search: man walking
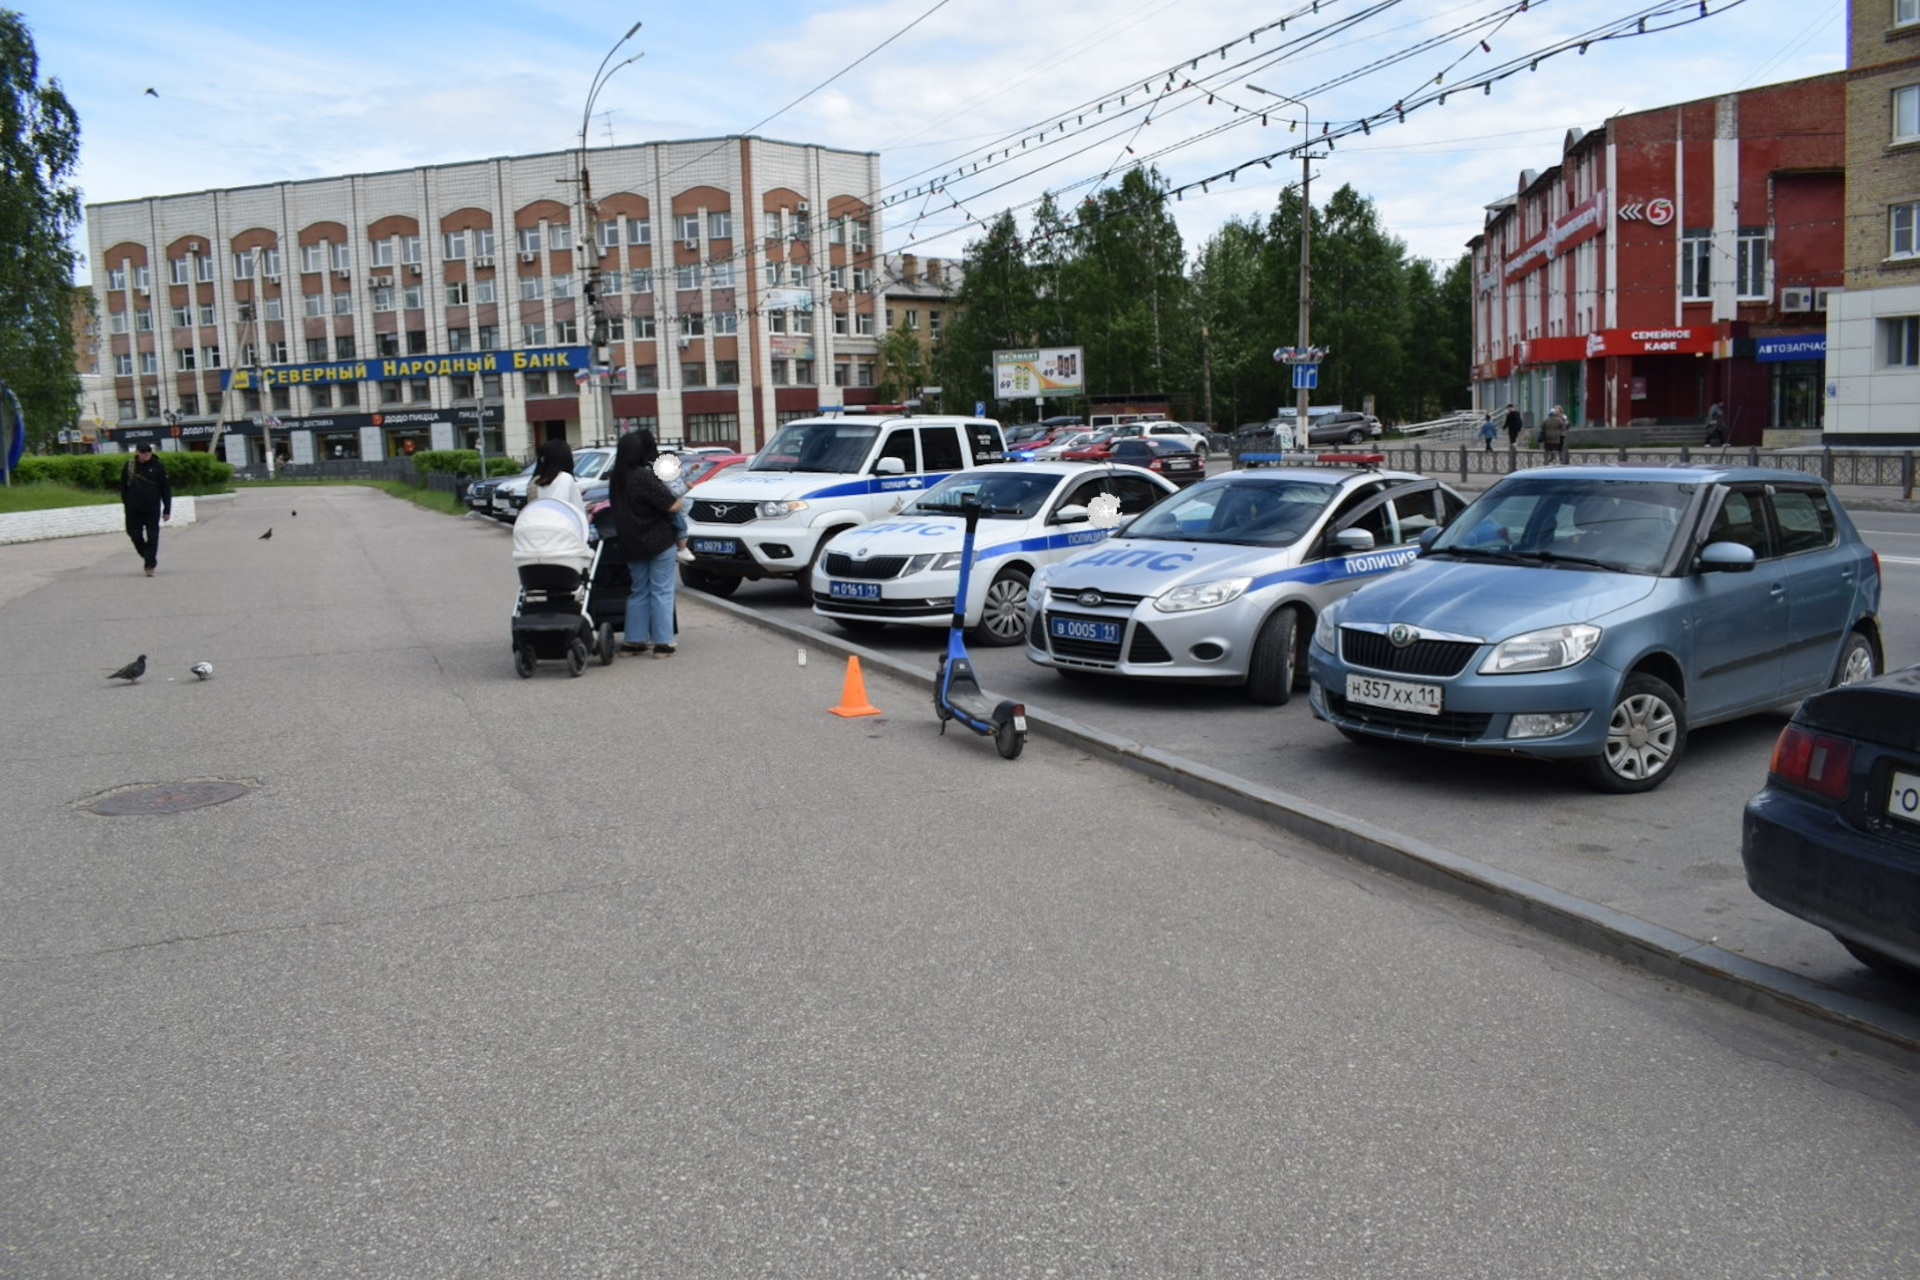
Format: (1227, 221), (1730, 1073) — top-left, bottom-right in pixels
(120, 443), (173, 577)
(1502, 403), (1523, 448)
(1540, 405), (1570, 464)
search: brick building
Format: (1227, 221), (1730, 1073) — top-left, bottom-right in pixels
(85, 137), (888, 464)
(1824, 0), (1920, 443)
(1469, 72), (1846, 443)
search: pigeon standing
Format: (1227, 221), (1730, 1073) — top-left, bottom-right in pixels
(291, 510), (297, 517)
(110, 655), (148, 683)
(259, 528), (273, 540)
(190, 662), (213, 681)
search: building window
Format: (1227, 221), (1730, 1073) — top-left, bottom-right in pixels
(403, 286), (423, 311)
(708, 211), (732, 240)
(686, 412), (738, 444)
(1893, 201), (1920, 259)
(852, 268), (873, 291)
(306, 337), (328, 361)
(368, 239), (393, 267)
(300, 245), (323, 273)
(114, 353), (133, 376)
(1735, 230), (1768, 299)
(855, 311), (875, 336)
(629, 270), (653, 295)
(1895, 86), (1920, 145)
(335, 335), (355, 359)
(407, 329), (427, 355)
(478, 325), (498, 349)
(548, 224), (573, 252)
(906, 308), (920, 330)
(634, 315), (656, 339)
(267, 340), (288, 363)
(634, 364), (658, 388)
(474, 229), (495, 258)
(381, 381), (402, 404)
(677, 213), (700, 243)
(1680, 231), (1711, 299)
(682, 361), (707, 387)
(834, 361), (850, 387)
(169, 257), (190, 285)
(311, 385), (332, 409)
(270, 385), (291, 411)
(715, 359), (740, 384)
(930, 310), (942, 337)
(400, 235), (422, 265)
(607, 316), (626, 342)
(339, 383), (359, 407)
(518, 228), (542, 254)
(171, 304), (191, 327)
(599, 272), (624, 297)
(409, 379), (431, 403)
(109, 309), (128, 333)
(855, 360), (875, 387)
(1886, 316), (1920, 366)
(448, 326), (470, 351)
(830, 266), (847, 291)
(770, 359), (789, 386)
(1902, 0), (1919, 26)
(199, 303), (216, 326)
(233, 251), (255, 279)
(829, 218), (846, 246)
(795, 359), (814, 384)
(598, 220), (621, 250)
(555, 319), (578, 344)
(139, 351), (158, 375)
(677, 263), (702, 291)
(851, 220), (871, 251)
(884, 307), (894, 329)
(520, 277), (544, 301)
(682, 314), (705, 338)
(118, 398), (136, 420)
(710, 261), (734, 289)
(333, 293), (352, 315)
(481, 374), (501, 397)
(447, 281), (469, 307)
(203, 345), (222, 368)
(553, 274), (575, 299)
(373, 286), (395, 312)
(135, 309), (154, 332)
(627, 217), (651, 246)
(451, 374), (474, 399)
(475, 279), (496, 304)
(444, 231), (467, 260)
(524, 323), (548, 346)
(377, 333), (400, 357)
(713, 311), (737, 335)
(304, 293), (324, 318)
(178, 393), (199, 416)
(770, 310), (788, 335)
(261, 297), (283, 322)
(108, 267), (128, 290)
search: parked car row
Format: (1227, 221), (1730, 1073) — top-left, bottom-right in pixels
(467, 447), (743, 522)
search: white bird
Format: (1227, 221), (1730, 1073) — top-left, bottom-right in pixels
(190, 662), (213, 680)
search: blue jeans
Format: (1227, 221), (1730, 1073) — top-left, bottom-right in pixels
(625, 545), (678, 645)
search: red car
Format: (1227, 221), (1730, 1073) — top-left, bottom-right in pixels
(1058, 431), (1120, 461)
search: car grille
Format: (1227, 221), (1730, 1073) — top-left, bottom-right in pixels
(1326, 693), (1493, 739)
(1340, 629), (1479, 677)
(823, 552), (909, 580)
(1045, 611), (1122, 663)
(1044, 586), (1149, 609)
(691, 498), (757, 524)
(1128, 625), (1173, 664)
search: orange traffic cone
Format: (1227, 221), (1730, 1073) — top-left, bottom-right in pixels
(829, 655), (882, 717)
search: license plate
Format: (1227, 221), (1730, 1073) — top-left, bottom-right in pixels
(1888, 770), (1920, 826)
(1051, 616), (1121, 645)
(829, 580), (882, 600)
(691, 538), (740, 556)
(1168, 459), (1195, 469)
(1346, 673), (1443, 715)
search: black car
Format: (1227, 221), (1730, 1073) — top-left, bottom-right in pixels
(1108, 437), (1205, 487)
(1307, 412), (1383, 446)
(1742, 663), (1920, 981)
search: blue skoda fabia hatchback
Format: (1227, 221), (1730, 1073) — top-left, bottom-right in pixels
(1308, 466), (1884, 792)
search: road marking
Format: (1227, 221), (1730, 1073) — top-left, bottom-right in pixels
(1881, 555), (1920, 566)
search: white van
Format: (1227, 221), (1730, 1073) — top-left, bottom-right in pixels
(680, 414), (1007, 595)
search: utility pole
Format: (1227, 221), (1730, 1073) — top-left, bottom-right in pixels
(1251, 86), (1325, 451)
(576, 24), (644, 449)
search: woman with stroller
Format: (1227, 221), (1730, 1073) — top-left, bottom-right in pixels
(608, 428), (686, 658)
(526, 438), (587, 518)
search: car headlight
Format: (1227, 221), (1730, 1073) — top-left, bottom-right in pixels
(902, 551), (965, 575)
(1313, 605), (1339, 653)
(1479, 623), (1602, 674)
(1153, 577), (1252, 613)
(756, 499), (808, 518)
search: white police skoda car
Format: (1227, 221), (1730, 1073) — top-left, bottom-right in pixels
(1025, 466), (1465, 703)
(811, 462), (1176, 645)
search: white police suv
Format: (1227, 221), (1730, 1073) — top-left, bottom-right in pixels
(810, 462), (1177, 645)
(1025, 466), (1465, 703)
(681, 414), (1005, 596)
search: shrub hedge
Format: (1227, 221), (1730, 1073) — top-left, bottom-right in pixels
(15, 451), (234, 491)
(410, 450), (526, 478)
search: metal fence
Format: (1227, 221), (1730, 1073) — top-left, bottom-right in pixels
(1366, 443), (1918, 497)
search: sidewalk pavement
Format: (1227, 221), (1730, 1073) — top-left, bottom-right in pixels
(4, 489), (1918, 1275)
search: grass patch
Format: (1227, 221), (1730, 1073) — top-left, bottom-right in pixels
(0, 481), (122, 514)
(232, 476), (471, 516)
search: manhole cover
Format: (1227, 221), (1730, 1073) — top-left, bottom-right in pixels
(85, 780), (255, 816)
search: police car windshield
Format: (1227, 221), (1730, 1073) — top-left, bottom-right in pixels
(751, 421), (880, 473)
(907, 470), (1057, 519)
(1123, 478), (1339, 546)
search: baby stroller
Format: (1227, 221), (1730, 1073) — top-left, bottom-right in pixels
(511, 498), (616, 676)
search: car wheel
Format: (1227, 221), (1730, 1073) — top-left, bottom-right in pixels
(1831, 631), (1878, 688)
(975, 568), (1031, 647)
(681, 566), (739, 597)
(1246, 606), (1301, 705)
(1835, 935), (1920, 983)
(832, 618), (887, 636)
(1344, 428), (1366, 445)
(1583, 673), (1687, 793)
(797, 534), (847, 599)
(513, 643), (536, 679)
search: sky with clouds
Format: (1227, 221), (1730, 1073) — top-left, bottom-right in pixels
(31, 0), (1845, 284)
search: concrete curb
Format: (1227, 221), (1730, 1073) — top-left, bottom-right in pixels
(691, 587), (1920, 1072)
(0, 496), (200, 545)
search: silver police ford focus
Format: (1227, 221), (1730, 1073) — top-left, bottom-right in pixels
(1025, 466), (1466, 703)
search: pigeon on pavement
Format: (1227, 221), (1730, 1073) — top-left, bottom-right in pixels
(190, 662), (213, 680)
(259, 528), (273, 540)
(291, 510), (297, 517)
(110, 655), (148, 683)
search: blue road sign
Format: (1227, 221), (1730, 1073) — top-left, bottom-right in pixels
(1292, 364), (1319, 391)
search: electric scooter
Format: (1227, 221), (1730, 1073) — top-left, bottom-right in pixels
(930, 494), (1028, 760)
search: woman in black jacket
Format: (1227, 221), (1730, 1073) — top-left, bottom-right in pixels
(608, 429), (686, 656)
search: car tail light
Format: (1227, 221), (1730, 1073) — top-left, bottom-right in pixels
(1769, 724), (1854, 800)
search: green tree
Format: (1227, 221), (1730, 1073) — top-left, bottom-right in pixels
(876, 323), (926, 403)
(0, 11), (82, 451)
(931, 212), (1037, 416)
(1191, 217), (1275, 429)
(1062, 168), (1189, 398)
(1304, 185), (1407, 419)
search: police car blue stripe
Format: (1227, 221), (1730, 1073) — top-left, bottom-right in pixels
(801, 472), (954, 501)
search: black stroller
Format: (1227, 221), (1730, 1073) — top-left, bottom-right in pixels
(511, 498), (616, 676)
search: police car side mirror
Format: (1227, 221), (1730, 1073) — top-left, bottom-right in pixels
(1053, 504), (1090, 524)
(873, 457), (906, 475)
(1697, 541), (1757, 573)
(1418, 526), (1443, 552)
(1333, 527), (1376, 553)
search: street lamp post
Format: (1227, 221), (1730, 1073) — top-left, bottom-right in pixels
(1250, 86), (1321, 452)
(576, 23), (644, 450)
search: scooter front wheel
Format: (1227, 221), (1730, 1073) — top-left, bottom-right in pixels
(994, 718), (1025, 760)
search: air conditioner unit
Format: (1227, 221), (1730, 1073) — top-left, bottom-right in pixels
(407, 264), (421, 276)
(373, 274), (394, 288)
(678, 334), (691, 349)
(796, 201), (809, 213)
(335, 269), (350, 280)
(473, 255), (493, 268)
(520, 251), (537, 263)
(1815, 287), (1842, 311)
(1780, 287), (1812, 313)
(264, 273), (280, 282)
(684, 238), (699, 251)
(136, 286), (150, 296)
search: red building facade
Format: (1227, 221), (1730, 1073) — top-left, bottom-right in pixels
(1470, 73), (1845, 442)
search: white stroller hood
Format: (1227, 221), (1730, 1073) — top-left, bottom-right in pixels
(512, 497), (592, 572)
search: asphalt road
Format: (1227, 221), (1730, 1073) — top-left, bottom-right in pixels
(707, 507), (1920, 1023)
(3, 489), (1917, 1277)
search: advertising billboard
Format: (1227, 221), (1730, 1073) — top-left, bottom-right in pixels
(993, 347), (1084, 399)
